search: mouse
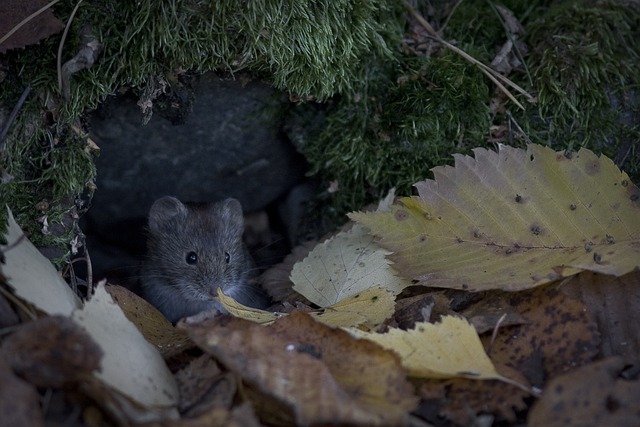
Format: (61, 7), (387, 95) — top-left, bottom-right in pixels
(139, 196), (270, 323)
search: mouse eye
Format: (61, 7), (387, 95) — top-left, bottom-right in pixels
(224, 251), (230, 264)
(186, 251), (198, 265)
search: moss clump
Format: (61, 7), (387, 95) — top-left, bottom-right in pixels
(291, 51), (493, 217)
(0, 0), (404, 263)
(524, 0), (640, 168)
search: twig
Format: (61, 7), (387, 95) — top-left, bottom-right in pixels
(0, 0), (61, 46)
(0, 86), (31, 149)
(403, 0), (535, 110)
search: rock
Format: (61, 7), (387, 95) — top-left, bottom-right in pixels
(83, 74), (308, 278)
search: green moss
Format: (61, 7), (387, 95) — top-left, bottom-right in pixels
(524, 0), (640, 160)
(0, 0), (404, 263)
(292, 51), (493, 217)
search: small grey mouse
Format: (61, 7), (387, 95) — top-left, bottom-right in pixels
(139, 196), (270, 323)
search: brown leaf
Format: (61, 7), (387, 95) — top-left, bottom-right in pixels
(560, 270), (640, 361)
(1, 315), (102, 388)
(0, 0), (64, 53)
(528, 357), (640, 427)
(484, 284), (600, 385)
(260, 241), (316, 305)
(419, 363), (530, 425)
(106, 284), (193, 359)
(461, 292), (527, 334)
(0, 353), (44, 427)
(174, 355), (236, 417)
(180, 311), (417, 426)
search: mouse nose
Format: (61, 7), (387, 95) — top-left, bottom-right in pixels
(207, 284), (221, 298)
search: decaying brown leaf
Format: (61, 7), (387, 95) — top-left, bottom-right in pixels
(461, 292), (527, 334)
(528, 357), (640, 427)
(0, 0), (64, 53)
(484, 284), (600, 384)
(106, 284), (193, 359)
(0, 353), (44, 427)
(1, 315), (102, 388)
(180, 311), (417, 427)
(419, 364), (530, 425)
(174, 355), (234, 417)
(560, 270), (640, 360)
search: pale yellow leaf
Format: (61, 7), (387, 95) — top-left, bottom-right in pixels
(219, 286), (395, 329)
(72, 282), (179, 408)
(348, 315), (503, 380)
(309, 286), (395, 328)
(350, 144), (640, 291)
(1, 207), (81, 315)
(291, 223), (411, 307)
(219, 290), (283, 324)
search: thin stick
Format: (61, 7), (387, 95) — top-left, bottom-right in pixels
(0, 0), (61, 46)
(0, 86), (31, 148)
(57, 0), (85, 94)
(403, 0), (535, 109)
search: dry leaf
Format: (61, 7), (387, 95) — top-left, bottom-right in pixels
(461, 292), (527, 334)
(0, 353), (44, 427)
(560, 270), (640, 360)
(106, 284), (192, 359)
(349, 315), (520, 385)
(1, 208), (81, 315)
(219, 286), (395, 329)
(351, 144), (640, 291)
(309, 286), (395, 329)
(419, 364), (530, 425)
(1, 315), (101, 388)
(291, 222), (411, 307)
(529, 357), (640, 427)
(72, 283), (179, 408)
(0, 0), (64, 53)
(485, 284), (600, 383)
(180, 311), (417, 426)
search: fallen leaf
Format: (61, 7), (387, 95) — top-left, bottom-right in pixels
(528, 357), (640, 427)
(1, 315), (101, 388)
(180, 311), (417, 426)
(1, 208), (81, 315)
(351, 144), (640, 291)
(461, 292), (527, 334)
(349, 315), (520, 385)
(72, 282), (179, 408)
(0, 353), (44, 427)
(0, 0), (64, 53)
(291, 222), (411, 307)
(106, 284), (192, 359)
(220, 286), (395, 329)
(485, 284), (600, 383)
(174, 355), (235, 417)
(419, 364), (530, 425)
(560, 270), (640, 360)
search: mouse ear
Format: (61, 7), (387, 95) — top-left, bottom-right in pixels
(217, 198), (244, 232)
(149, 196), (188, 232)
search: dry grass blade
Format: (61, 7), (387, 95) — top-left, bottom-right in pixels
(403, 0), (535, 109)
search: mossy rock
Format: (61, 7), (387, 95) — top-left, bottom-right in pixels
(1, 0), (638, 267)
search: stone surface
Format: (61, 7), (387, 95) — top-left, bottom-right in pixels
(83, 74), (308, 278)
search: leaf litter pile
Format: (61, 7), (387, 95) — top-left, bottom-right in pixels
(2, 144), (639, 427)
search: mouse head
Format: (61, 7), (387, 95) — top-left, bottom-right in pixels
(146, 196), (250, 301)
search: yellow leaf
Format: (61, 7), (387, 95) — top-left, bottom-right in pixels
(349, 316), (503, 380)
(219, 286), (395, 329)
(350, 144), (640, 291)
(291, 223), (411, 307)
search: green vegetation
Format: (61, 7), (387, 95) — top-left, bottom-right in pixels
(1, 0), (638, 262)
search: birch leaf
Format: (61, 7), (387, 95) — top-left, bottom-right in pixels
(1, 208), (81, 315)
(349, 315), (514, 383)
(350, 144), (640, 291)
(219, 286), (395, 329)
(291, 223), (411, 307)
